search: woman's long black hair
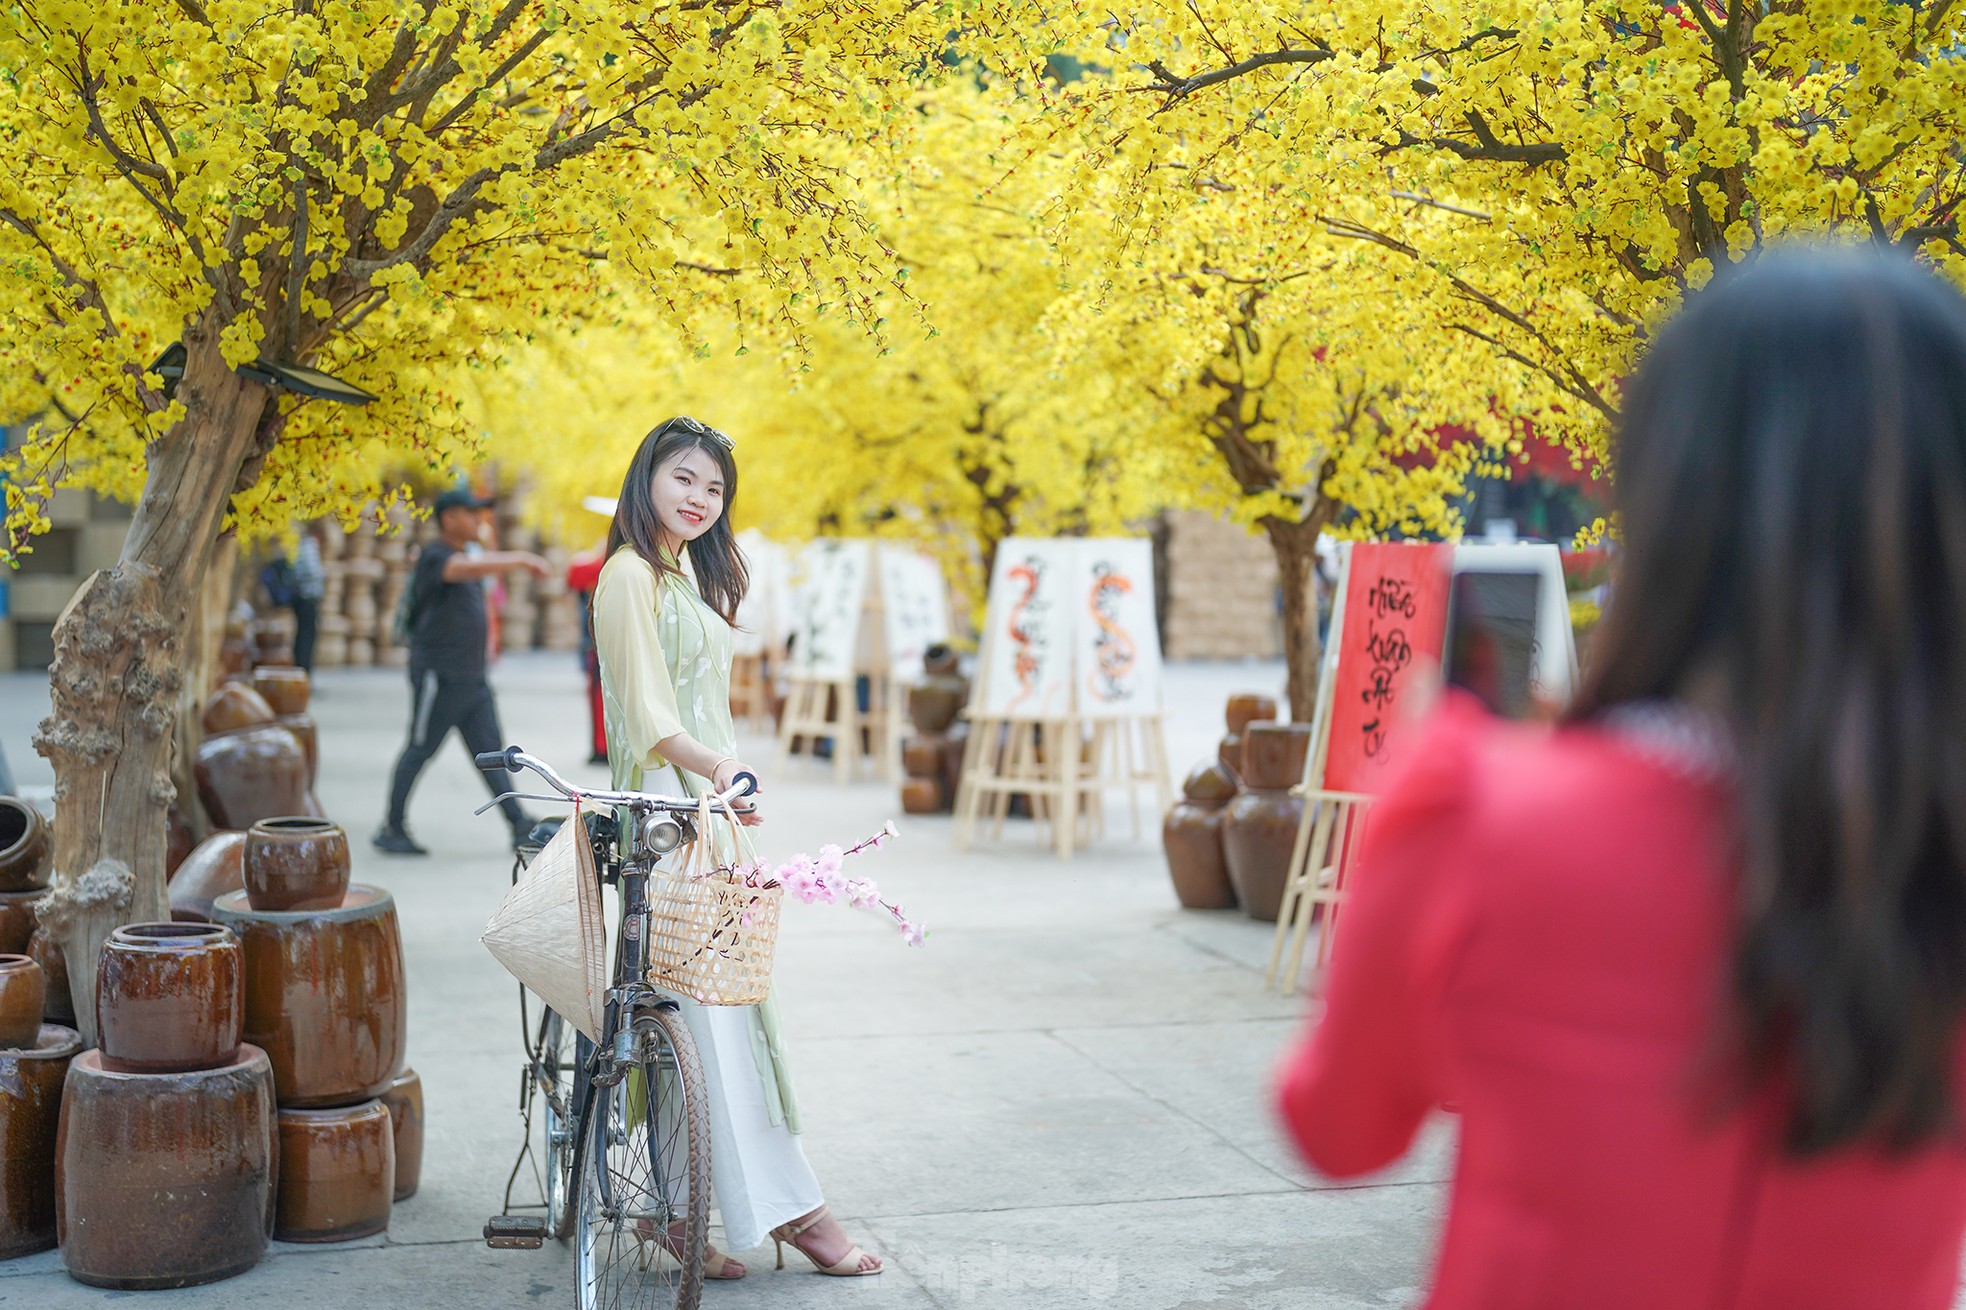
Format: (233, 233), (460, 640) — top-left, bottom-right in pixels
(1571, 250), (1966, 1153)
(606, 418), (749, 624)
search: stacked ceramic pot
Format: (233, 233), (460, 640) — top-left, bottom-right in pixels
(58, 923), (276, 1288)
(1218, 693), (1279, 781)
(1, 954), (79, 1264)
(194, 683), (320, 830)
(212, 819), (414, 1241)
(899, 646), (969, 815)
(252, 667), (318, 788)
(1161, 763), (1241, 910)
(1222, 723), (1315, 923)
(0, 798), (63, 1025)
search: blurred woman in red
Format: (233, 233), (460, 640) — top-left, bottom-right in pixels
(1277, 250), (1966, 1309)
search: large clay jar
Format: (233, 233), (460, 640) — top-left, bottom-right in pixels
(0, 798), (49, 893)
(95, 923), (243, 1074)
(26, 927), (72, 1025)
(213, 885), (407, 1107)
(906, 651), (968, 736)
(251, 618), (295, 668)
(0, 1023), (80, 1259)
(252, 666), (311, 716)
(194, 724), (310, 831)
(57, 1046), (276, 1288)
(1218, 693), (1280, 781)
(166, 803), (197, 880)
(274, 1101), (396, 1241)
(1162, 763), (1240, 910)
(0, 890), (35, 955)
(380, 1067), (425, 1201)
(202, 682), (278, 737)
(244, 817), (350, 912)
(277, 713), (320, 785)
(0, 954), (46, 1049)
(169, 831), (248, 923)
(1223, 723), (1314, 923)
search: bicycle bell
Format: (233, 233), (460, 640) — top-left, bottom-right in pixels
(640, 811), (684, 854)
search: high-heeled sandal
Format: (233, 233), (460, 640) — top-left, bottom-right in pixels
(768, 1206), (883, 1276)
(630, 1218), (747, 1279)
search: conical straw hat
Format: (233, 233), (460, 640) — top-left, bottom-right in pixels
(482, 814), (606, 1041)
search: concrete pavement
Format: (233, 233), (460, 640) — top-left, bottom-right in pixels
(0, 653), (1448, 1308)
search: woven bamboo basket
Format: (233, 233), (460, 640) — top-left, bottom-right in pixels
(646, 870), (783, 1005)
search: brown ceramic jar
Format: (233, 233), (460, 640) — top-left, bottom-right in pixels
(1224, 692), (1280, 736)
(166, 803), (197, 880)
(1223, 724), (1315, 923)
(0, 1023), (81, 1259)
(0, 798), (49, 893)
(276, 713), (319, 785)
(244, 817), (350, 912)
(57, 1046), (276, 1288)
(380, 1067), (425, 1201)
(900, 777), (942, 815)
(0, 890), (35, 955)
(194, 724), (310, 831)
(95, 923), (243, 1074)
(0, 954), (46, 1049)
(201, 682), (278, 737)
(274, 1101), (396, 1241)
(213, 885), (407, 1107)
(1162, 763), (1240, 911)
(251, 618), (295, 668)
(169, 831), (248, 923)
(252, 666), (311, 715)
(26, 927), (72, 1025)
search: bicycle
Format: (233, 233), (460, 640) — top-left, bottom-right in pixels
(476, 744), (756, 1310)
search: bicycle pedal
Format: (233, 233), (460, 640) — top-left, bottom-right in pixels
(484, 1215), (547, 1249)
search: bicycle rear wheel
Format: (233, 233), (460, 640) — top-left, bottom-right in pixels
(574, 1006), (711, 1310)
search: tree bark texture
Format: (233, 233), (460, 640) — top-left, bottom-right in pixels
(171, 534), (237, 845)
(1264, 508), (1332, 724)
(33, 319), (267, 1044)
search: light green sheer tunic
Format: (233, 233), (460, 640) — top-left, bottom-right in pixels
(591, 546), (801, 1132)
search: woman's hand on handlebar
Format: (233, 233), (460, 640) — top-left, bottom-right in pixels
(713, 759), (764, 826)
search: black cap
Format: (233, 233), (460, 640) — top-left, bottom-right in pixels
(433, 488), (492, 515)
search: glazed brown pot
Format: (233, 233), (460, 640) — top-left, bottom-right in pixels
(57, 1046), (276, 1289)
(274, 1101), (395, 1242)
(1217, 732), (1245, 780)
(252, 666), (311, 716)
(169, 832), (248, 923)
(277, 713), (319, 786)
(201, 682), (278, 737)
(0, 954), (46, 1049)
(0, 798), (49, 893)
(213, 885), (407, 1108)
(906, 676), (967, 736)
(26, 927), (73, 1025)
(251, 618), (295, 668)
(219, 634), (253, 678)
(0, 1023), (81, 1259)
(901, 737), (947, 778)
(1223, 790), (1306, 924)
(1163, 803), (1237, 910)
(95, 923), (243, 1074)
(194, 724), (310, 831)
(380, 1067), (425, 1201)
(1240, 723), (1314, 791)
(244, 817), (350, 912)
(1224, 692), (1280, 736)
(1183, 761), (1239, 805)
(900, 777), (943, 815)
(0, 890), (36, 955)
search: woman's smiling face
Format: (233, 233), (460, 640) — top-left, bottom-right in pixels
(651, 445), (726, 548)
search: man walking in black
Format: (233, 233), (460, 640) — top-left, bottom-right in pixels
(375, 488), (551, 855)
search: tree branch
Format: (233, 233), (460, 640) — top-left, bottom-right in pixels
(1134, 48), (1333, 110)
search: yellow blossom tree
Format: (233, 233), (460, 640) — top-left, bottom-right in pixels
(0, 0), (1049, 1038)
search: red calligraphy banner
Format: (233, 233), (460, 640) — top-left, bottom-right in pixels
(1320, 542), (1455, 794)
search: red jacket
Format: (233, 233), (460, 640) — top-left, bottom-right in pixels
(1277, 701), (1966, 1309)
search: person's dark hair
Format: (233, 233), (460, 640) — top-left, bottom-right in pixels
(1571, 249), (1966, 1154)
(606, 418), (749, 624)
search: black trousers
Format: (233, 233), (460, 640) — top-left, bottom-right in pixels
(385, 666), (527, 831)
(292, 598), (320, 673)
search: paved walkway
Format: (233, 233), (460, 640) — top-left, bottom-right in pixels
(0, 653), (1447, 1308)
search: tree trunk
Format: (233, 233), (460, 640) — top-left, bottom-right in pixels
(172, 534), (237, 844)
(1263, 500), (1338, 724)
(33, 319), (266, 1044)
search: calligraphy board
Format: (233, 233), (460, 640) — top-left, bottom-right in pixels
(977, 538), (1079, 718)
(1319, 542), (1455, 794)
(787, 539), (870, 682)
(878, 548), (952, 684)
(1076, 538), (1165, 719)
(733, 530), (790, 659)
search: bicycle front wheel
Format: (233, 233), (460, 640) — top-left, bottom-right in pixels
(533, 1007), (581, 1241)
(574, 1006), (711, 1310)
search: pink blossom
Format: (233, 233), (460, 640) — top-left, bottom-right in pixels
(898, 919), (926, 947)
(843, 877), (881, 909)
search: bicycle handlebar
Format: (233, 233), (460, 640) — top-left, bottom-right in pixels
(476, 744), (756, 812)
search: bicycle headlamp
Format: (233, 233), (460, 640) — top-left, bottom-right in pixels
(640, 812), (684, 854)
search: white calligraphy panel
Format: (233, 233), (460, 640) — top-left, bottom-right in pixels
(878, 548), (951, 684)
(977, 538), (1078, 718)
(1076, 538), (1164, 718)
(787, 539), (870, 682)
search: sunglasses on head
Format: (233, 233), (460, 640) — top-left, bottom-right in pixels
(669, 415), (734, 451)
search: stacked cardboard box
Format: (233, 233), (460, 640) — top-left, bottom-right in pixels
(1162, 510), (1284, 660)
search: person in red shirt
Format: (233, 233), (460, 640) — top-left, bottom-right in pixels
(1277, 250), (1966, 1309)
(566, 546), (608, 763)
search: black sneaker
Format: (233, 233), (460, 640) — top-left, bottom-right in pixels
(372, 825), (428, 856)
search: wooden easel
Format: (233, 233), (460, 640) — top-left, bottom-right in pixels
(952, 714), (1088, 856)
(729, 652), (772, 732)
